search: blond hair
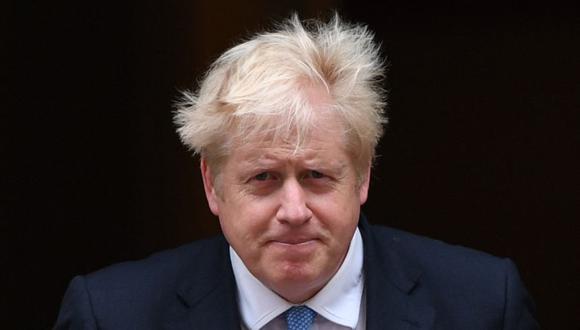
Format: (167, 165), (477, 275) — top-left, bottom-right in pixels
(174, 14), (387, 180)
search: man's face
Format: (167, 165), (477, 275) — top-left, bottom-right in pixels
(201, 117), (370, 303)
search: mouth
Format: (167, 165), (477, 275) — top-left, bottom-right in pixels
(266, 237), (320, 260)
(271, 237), (318, 245)
(267, 238), (320, 255)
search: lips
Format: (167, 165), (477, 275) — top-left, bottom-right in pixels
(271, 237), (317, 245)
(269, 234), (318, 245)
(266, 237), (320, 259)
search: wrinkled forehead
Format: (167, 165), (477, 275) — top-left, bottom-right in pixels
(231, 133), (339, 162)
(225, 124), (353, 176)
(228, 109), (348, 157)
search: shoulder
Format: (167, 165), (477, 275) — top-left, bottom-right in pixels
(368, 225), (510, 304)
(55, 236), (229, 329)
(370, 224), (504, 272)
(81, 236), (226, 316)
(84, 235), (227, 296)
(365, 224), (539, 328)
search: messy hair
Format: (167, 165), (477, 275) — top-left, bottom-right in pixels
(174, 13), (387, 181)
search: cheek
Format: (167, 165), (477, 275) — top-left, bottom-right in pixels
(311, 188), (360, 217)
(310, 195), (360, 241)
(218, 197), (276, 242)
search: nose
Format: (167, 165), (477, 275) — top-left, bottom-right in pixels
(275, 178), (312, 226)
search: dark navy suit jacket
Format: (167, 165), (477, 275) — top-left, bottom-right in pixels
(55, 217), (539, 329)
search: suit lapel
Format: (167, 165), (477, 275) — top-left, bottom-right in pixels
(162, 236), (240, 330)
(359, 216), (435, 330)
(161, 218), (435, 329)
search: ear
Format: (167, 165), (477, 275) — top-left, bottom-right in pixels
(358, 164), (371, 205)
(200, 158), (220, 216)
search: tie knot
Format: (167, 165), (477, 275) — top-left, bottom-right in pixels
(285, 306), (317, 330)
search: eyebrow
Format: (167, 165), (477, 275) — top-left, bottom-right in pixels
(241, 156), (349, 175)
(302, 158), (348, 173)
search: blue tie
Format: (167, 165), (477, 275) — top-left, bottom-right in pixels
(285, 305), (317, 330)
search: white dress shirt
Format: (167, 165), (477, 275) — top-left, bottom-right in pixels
(230, 228), (366, 330)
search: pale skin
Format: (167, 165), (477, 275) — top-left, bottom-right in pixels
(201, 116), (371, 303)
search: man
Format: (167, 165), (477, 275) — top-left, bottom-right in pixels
(55, 15), (539, 329)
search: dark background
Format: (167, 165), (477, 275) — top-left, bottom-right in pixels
(3, 1), (578, 328)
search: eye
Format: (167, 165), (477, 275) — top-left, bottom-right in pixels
(254, 172), (272, 181)
(307, 170), (325, 179)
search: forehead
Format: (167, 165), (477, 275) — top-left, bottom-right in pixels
(235, 131), (345, 162)
(227, 119), (351, 167)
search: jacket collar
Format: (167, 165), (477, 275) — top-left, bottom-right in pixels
(359, 215), (435, 330)
(163, 216), (434, 330)
(162, 235), (240, 330)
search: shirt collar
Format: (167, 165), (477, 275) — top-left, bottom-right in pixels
(230, 228), (365, 330)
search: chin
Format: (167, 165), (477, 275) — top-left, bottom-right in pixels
(274, 260), (328, 286)
(266, 267), (327, 303)
(281, 264), (317, 281)
(259, 257), (312, 281)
